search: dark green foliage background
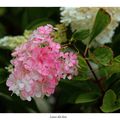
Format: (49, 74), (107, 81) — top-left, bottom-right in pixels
(0, 7), (120, 113)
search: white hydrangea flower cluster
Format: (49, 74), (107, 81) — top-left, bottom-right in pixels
(0, 30), (32, 50)
(0, 36), (27, 49)
(60, 7), (120, 46)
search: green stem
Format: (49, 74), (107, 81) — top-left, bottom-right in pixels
(85, 57), (105, 94)
(84, 45), (89, 56)
(64, 41), (104, 93)
(74, 44), (104, 94)
(83, 54), (104, 94)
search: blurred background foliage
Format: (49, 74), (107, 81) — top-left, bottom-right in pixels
(0, 7), (120, 113)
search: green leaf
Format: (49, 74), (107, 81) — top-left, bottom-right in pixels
(105, 73), (120, 92)
(98, 56), (120, 80)
(58, 80), (100, 105)
(98, 65), (111, 79)
(110, 62), (120, 74)
(72, 29), (90, 42)
(78, 55), (88, 69)
(0, 92), (13, 101)
(77, 55), (90, 80)
(89, 46), (113, 66)
(100, 89), (120, 112)
(108, 56), (120, 74)
(114, 55), (120, 63)
(75, 92), (99, 104)
(110, 78), (120, 96)
(90, 8), (111, 43)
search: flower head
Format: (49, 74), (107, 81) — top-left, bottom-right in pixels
(6, 24), (78, 101)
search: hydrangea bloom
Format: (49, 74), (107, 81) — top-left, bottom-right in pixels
(0, 30), (32, 50)
(6, 24), (78, 101)
(60, 7), (120, 46)
(0, 36), (27, 49)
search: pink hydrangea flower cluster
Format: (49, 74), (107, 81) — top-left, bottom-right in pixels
(6, 24), (78, 101)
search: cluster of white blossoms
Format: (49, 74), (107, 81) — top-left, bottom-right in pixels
(0, 36), (27, 49)
(0, 30), (32, 50)
(60, 7), (120, 46)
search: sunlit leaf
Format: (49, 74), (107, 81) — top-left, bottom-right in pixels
(100, 89), (120, 112)
(75, 92), (99, 104)
(72, 29), (90, 42)
(89, 46), (113, 66)
(90, 8), (111, 43)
